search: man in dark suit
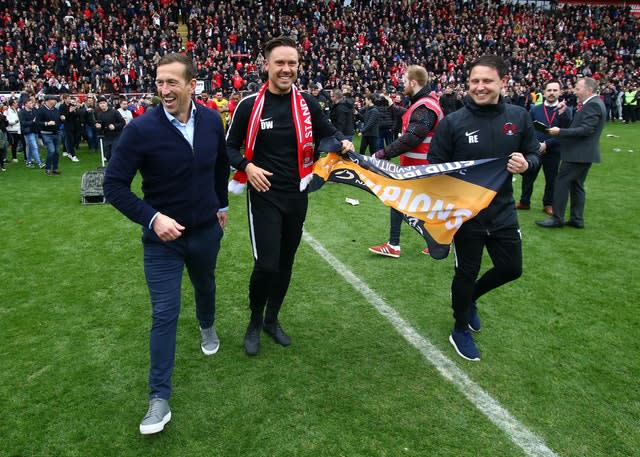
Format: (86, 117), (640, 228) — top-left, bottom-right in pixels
(536, 77), (605, 229)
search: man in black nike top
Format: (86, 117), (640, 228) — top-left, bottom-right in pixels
(428, 55), (540, 362)
(226, 36), (353, 356)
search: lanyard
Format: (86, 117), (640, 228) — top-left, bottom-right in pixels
(543, 105), (557, 126)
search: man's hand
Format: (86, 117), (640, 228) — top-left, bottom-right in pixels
(374, 149), (386, 159)
(340, 139), (354, 154)
(556, 100), (568, 115)
(217, 211), (228, 229)
(245, 162), (273, 192)
(539, 142), (547, 154)
(152, 213), (185, 241)
(547, 127), (560, 137)
(507, 152), (529, 174)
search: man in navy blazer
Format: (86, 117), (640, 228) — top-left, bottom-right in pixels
(536, 77), (605, 229)
(103, 53), (229, 434)
(517, 80), (572, 216)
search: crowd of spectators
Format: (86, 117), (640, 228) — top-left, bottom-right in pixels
(0, 0), (638, 137)
(1, 0), (639, 171)
(0, 0), (638, 101)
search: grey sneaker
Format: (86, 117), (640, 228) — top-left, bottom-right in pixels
(200, 325), (220, 355)
(139, 398), (171, 435)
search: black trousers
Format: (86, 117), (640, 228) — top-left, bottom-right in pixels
(451, 222), (522, 331)
(552, 161), (592, 225)
(359, 135), (378, 155)
(519, 150), (560, 207)
(7, 132), (24, 160)
(246, 188), (308, 325)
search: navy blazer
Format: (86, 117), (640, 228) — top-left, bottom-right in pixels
(104, 103), (229, 230)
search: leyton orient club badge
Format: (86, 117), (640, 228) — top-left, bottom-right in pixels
(503, 122), (517, 136)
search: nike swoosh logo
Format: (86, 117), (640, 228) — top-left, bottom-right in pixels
(261, 117), (273, 122)
(465, 130), (479, 136)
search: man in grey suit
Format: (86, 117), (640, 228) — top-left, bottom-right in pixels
(536, 77), (605, 229)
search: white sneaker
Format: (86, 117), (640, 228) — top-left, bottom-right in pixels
(71, 156), (79, 162)
(62, 152), (70, 158)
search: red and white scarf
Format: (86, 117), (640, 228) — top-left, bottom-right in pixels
(231, 82), (314, 192)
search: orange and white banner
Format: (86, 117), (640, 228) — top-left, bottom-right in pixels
(311, 152), (509, 259)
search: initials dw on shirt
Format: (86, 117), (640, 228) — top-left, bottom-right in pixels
(261, 117), (274, 130)
(466, 130), (479, 144)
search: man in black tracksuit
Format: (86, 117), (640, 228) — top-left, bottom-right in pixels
(329, 88), (355, 140)
(226, 37), (352, 356)
(428, 55), (539, 362)
(36, 95), (62, 175)
(94, 96), (125, 162)
(358, 95), (379, 155)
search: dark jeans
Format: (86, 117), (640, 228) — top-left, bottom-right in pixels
(377, 127), (393, 150)
(41, 133), (60, 171)
(100, 137), (119, 162)
(143, 222), (223, 399)
(64, 130), (81, 158)
(84, 124), (98, 150)
(519, 150), (560, 207)
(7, 132), (24, 160)
(359, 135), (378, 155)
(451, 222), (522, 330)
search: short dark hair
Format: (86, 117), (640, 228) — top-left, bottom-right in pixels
(545, 80), (561, 88)
(264, 36), (298, 59)
(157, 53), (196, 81)
(469, 55), (508, 79)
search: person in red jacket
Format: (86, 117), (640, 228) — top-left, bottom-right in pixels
(231, 70), (245, 91)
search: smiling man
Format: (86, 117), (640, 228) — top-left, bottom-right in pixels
(428, 55), (540, 362)
(226, 36), (353, 356)
(103, 53), (229, 434)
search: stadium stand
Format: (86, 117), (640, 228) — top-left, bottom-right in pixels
(0, 0), (637, 107)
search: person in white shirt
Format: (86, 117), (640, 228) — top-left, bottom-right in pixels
(117, 98), (133, 125)
(6, 98), (23, 163)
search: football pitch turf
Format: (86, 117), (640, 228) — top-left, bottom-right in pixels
(1, 121), (638, 456)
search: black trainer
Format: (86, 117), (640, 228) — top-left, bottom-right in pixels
(244, 322), (261, 356)
(263, 321), (291, 346)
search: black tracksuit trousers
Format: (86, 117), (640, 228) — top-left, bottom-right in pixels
(451, 221), (522, 331)
(247, 188), (308, 325)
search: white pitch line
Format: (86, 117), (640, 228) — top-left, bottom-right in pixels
(303, 231), (558, 457)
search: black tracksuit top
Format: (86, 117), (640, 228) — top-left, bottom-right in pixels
(428, 96), (540, 229)
(226, 89), (342, 195)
